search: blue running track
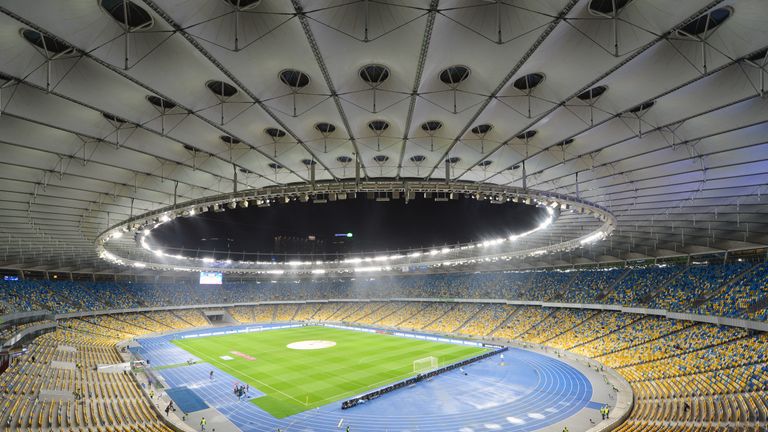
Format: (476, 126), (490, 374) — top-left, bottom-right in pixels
(137, 325), (593, 431)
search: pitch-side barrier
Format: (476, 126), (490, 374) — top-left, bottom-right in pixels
(341, 346), (507, 410)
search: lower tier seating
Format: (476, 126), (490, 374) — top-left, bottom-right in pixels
(0, 301), (765, 430)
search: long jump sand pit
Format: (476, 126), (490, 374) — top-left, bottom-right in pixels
(286, 340), (336, 350)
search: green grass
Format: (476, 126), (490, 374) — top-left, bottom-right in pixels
(172, 326), (486, 418)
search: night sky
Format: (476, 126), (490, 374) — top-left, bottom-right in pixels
(149, 195), (546, 257)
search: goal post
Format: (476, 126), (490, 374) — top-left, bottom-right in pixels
(413, 356), (438, 373)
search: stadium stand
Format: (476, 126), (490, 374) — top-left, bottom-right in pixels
(492, 306), (554, 340)
(424, 303), (483, 333)
(697, 262), (768, 319)
(0, 262), (767, 430)
(376, 302), (425, 327)
(398, 302), (454, 330)
(561, 268), (626, 304)
(518, 308), (596, 344)
(648, 262), (752, 312)
(0, 330), (174, 431)
(458, 304), (517, 337)
(603, 265), (683, 306)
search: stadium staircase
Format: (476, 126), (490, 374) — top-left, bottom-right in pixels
(306, 303), (324, 320)
(638, 266), (688, 305)
(288, 304), (302, 321)
(114, 315), (155, 333)
(171, 310), (197, 327)
(319, 302), (344, 320)
(689, 262), (761, 310)
(139, 313), (174, 332)
(747, 296), (768, 316)
(487, 306), (521, 335)
(371, 302), (407, 325)
(565, 313), (645, 351)
(538, 309), (597, 345)
(559, 272), (582, 301)
(597, 318), (696, 358)
(331, 302), (363, 321)
(420, 303), (458, 329)
(392, 302), (430, 327)
(519, 308), (557, 338)
(76, 317), (136, 338)
(596, 268), (632, 302)
(617, 330), (750, 370)
(452, 303), (488, 333)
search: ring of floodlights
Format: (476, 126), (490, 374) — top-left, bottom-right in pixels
(95, 180), (616, 275)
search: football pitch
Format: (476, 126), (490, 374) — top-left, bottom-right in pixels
(171, 326), (488, 418)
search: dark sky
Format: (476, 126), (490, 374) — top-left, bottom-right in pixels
(149, 195), (546, 256)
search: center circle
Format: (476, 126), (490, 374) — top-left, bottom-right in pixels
(286, 340), (337, 350)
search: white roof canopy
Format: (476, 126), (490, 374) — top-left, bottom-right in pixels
(0, 0), (766, 273)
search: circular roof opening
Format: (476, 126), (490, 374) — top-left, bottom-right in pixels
(301, 159), (317, 166)
(20, 29), (73, 56)
(372, 154), (390, 163)
(147, 95), (176, 111)
(220, 135), (241, 145)
(183, 144), (195, 152)
(588, 0), (632, 15)
(279, 69), (310, 89)
(576, 85), (607, 101)
(206, 80), (238, 98)
(314, 122), (336, 134)
(336, 155), (353, 164)
(368, 120), (390, 132)
(410, 155), (427, 163)
(516, 130), (537, 140)
(223, 0), (261, 10)
(148, 194), (546, 257)
(421, 120), (443, 133)
(511, 163), (522, 170)
(268, 162), (283, 170)
(238, 167), (253, 174)
(628, 100), (655, 114)
(439, 65), (470, 86)
(477, 160), (492, 168)
(446, 156), (461, 164)
(265, 128), (287, 139)
(99, 0), (154, 31)
(557, 138), (574, 146)
(471, 124), (493, 135)
(103, 112), (127, 124)
(359, 64), (390, 86)
(513, 73), (545, 91)
(678, 7), (732, 37)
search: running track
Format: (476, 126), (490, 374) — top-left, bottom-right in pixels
(136, 325), (594, 431)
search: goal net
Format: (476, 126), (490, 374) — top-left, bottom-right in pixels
(413, 356), (438, 373)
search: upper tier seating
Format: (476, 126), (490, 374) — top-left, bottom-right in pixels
(1, 261), (766, 323)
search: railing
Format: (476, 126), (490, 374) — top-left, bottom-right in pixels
(341, 346), (508, 410)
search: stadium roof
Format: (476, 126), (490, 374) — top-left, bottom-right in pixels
(0, 0), (767, 273)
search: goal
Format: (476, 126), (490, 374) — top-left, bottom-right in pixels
(413, 356), (438, 373)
